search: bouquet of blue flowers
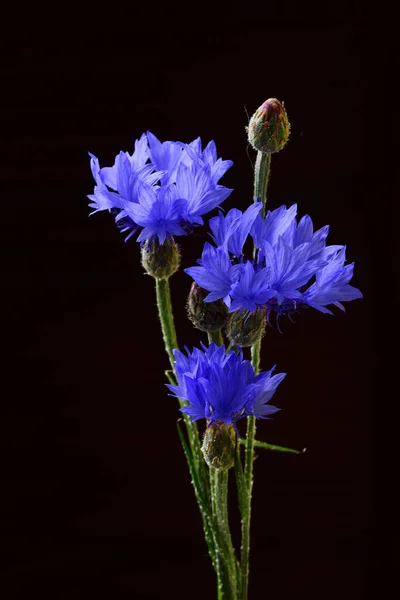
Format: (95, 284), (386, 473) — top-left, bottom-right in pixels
(87, 98), (362, 599)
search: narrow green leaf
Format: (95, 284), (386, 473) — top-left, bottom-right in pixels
(239, 438), (306, 454)
(177, 421), (207, 506)
(165, 369), (176, 385)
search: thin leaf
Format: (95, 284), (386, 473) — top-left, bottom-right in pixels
(165, 369), (177, 385)
(239, 438), (306, 454)
(234, 444), (248, 517)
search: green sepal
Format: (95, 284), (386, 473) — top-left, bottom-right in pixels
(247, 98), (290, 154)
(187, 282), (228, 333)
(202, 422), (236, 470)
(225, 309), (266, 348)
(141, 238), (180, 279)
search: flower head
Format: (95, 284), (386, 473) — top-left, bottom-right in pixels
(185, 205), (362, 322)
(250, 204), (297, 248)
(121, 183), (187, 245)
(87, 133), (233, 244)
(247, 98), (290, 154)
(87, 153), (124, 214)
(185, 243), (242, 307)
(180, 138), (233, 183)
(209, 203), (262, 256)
(166, 343), (286, 426)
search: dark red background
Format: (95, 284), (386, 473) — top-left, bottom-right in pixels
(1, 4), (377, 599)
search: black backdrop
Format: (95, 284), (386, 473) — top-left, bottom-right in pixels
(1, 4), (376, 599)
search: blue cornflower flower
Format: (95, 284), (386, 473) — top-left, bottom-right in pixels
(209, 203), (262, 256)
(181, 138), (234, 184)
(185, 204), (362, 320)
(185, 243), (242, 306)
(88, 133), (233, 244)
(167, 342), (239, 404)
(87, 153), (125, 214)
(120, 183), (188, 245)
(166, 343), (286, 425)
(261, 238), (327, 305)
(87, 145), (165, 238)
(175, 162), (232, 227)
(229, 260), (274, 313)
(146, 131), (184, 185)
(279, 214), (343, 261)
(243, 367), (287, 419)
(302, 247), (363, 314)
(99, 133), (152, 189)
(251, 204), (298, 248)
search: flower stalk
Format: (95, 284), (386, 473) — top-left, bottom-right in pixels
(155, 276), (204, 472)
(207, 329), (224, 346)
(240, 148), (272, 599)
(155, 277), (179, 372)
(210, 467), (238, 600)
(254, 153), (271, 219)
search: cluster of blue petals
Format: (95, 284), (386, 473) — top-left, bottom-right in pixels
(185, 203), (363, 318)
(166, 343), (286, 426)
(88, 133), (233, 244)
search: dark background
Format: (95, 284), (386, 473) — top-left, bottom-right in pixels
(1, 3), (376, 599)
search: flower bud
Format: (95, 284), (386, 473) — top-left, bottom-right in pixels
(247, 98), (290, 154)
(225, 309), (266, 348)
(202, 421), (236, 470)
(186, 283), (229, 332)
(141, 238), (180, 279)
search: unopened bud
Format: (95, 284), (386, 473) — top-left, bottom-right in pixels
(225, 309), (266, 348)
(202, 421), (236, 470)
(141, 238), (180, 279)
(247, 98), (290, 154)
(186, 283), (228, 332)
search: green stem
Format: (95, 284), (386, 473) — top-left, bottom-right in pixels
(254, 152), (271, 216)
(238, 150), (272, 600)
(155, 278), (202, 463)
(210, 468), (238, 600)
(226, 341), (235, 353)
(250, 339), (261, 374)
(155, 277), (179, 371)
(240, 414), (256, 600)
(208, 329), (224, 346)
(155, 277), (202, 471)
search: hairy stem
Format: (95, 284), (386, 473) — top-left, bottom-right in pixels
(254, 152), (271, 217)
(207, 329), (224, 346)
(210, 468), (238, 600)
(155, 277), (179, 371)
(240, 150), (272, 599)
